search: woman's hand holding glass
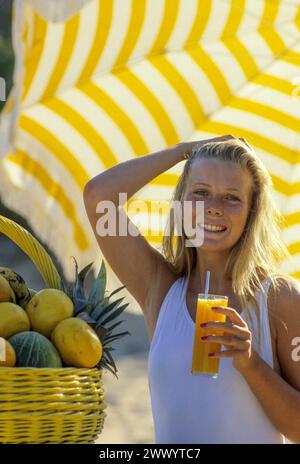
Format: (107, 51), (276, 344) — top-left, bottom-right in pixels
(200, 305), (257, 372)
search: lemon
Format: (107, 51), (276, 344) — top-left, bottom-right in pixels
(25, 289), (74, 338)
(0, 302), (30, 338)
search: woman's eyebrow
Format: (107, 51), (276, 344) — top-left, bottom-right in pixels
(192, 182), (241, 193)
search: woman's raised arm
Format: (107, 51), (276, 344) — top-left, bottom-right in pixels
(83, 143), (188, 314)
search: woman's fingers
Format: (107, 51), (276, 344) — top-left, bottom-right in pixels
(238, 137), (251, 149)
(209, 349), (249, 359)
(202, 335), (251, 350)
(186, 134), (252, 155)
(215, 134), (234, 141)
(211, 306), (246, 327)
(201, 321), (249, 340)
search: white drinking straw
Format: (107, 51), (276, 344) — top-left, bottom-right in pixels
(204, 270), (210, 298)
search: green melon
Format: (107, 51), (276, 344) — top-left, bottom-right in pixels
(9, 331), (62, 367)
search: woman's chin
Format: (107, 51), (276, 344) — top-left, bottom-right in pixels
(184, 233), (232, 251)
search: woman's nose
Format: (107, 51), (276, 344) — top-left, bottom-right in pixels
(206, 200), (224, 215)
(206, 207), (223, 215)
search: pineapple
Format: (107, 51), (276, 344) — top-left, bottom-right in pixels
(63, 258), (131, 379)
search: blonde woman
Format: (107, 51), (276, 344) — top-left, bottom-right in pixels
(83, 135), (300, 444)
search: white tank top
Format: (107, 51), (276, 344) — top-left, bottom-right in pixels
(147, 274), (286, 444)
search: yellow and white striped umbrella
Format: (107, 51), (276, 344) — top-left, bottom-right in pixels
(0, 0), (299, 280)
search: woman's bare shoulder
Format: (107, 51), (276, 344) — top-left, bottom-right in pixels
(267, 274), (299, 322)
(267, 275), (299, 311)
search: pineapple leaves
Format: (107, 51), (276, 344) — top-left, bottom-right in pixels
(100, 303), (129, 326)
(72, 257), (94, 315)
(105, 320), (125, 334)
(76, 312), (97, 327)
(95, 325), (108, 342)
(104, 346), (116, 352)
(91, 296), (125, 321)
(61, 278), (68, 294)
(104, 348), (118, 374)
(78, 261), (94, 281)
(102, 331), (131, 346)
(67, 258), (131, 376)
(73, 299), (87, 316)
(108, 285), (126, 298)
(88, 260), (107, 309)
(99, 358), (118, 379)
(89, 299), (108, 321)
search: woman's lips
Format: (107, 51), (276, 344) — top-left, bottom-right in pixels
(201, 222), (227, 229)
(197, 224), (228, 234)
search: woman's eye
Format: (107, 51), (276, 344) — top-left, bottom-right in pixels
(194, 191), (239, 201)
(226, 195), (240, 201)
(195, 190), (207, 195)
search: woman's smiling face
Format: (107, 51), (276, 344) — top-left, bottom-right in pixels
(183, 158), (253, 251)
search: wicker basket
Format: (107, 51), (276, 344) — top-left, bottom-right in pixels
(0, 215), (107, 444)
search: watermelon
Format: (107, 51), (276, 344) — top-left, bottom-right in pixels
(9, 331), (62, 367)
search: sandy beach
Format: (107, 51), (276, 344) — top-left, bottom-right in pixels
(96, 353), (154, 444)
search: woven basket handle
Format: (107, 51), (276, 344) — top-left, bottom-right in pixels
(0, 215), (62, 289)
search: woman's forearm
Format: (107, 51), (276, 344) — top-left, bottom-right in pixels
(83, 135), (237, 203)
(237, 350), (300, 443)
(84, 142), (189, 203)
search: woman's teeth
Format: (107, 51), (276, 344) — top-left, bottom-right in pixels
(199, 224), (227, 233)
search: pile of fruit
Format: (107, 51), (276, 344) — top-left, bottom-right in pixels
(0, 259), (130, 377)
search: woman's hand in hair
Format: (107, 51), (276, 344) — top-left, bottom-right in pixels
(182, 134), (236, 159)
(200, 305), (258, 372)
(238, 137), (252, 150)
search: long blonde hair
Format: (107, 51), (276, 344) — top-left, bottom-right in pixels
(161, 139), (293, 349)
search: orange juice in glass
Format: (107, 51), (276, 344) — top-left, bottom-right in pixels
(191, 294), (228, 379)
